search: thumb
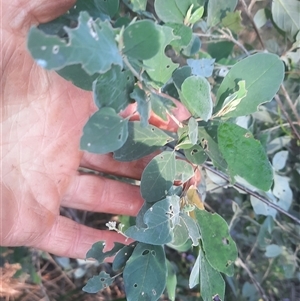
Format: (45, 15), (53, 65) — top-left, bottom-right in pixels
(3, 0), (75, 33)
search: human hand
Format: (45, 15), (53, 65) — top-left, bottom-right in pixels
(1, 0), (190, 258)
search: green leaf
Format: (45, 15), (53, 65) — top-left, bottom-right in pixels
(218, 122), (273, 191)
(221, 11), (244, 33)
(184, 145), (208, 165)
(182, 34), (201, 56)
(214, 80), (247, 118)
(189, 6), (204, 24)
(150, 93), (176, 121)
(82, 271), (114, 293)
(167, 23), (193, 51)
(86, 241), (125, 263)
(181, 76), (213, 121)
(195, 208), (238, 276)
(174, 159), (194, 183)
(199, 250), (225, 301)
(123, 243), (167, 301)
(180, 213), (201, 246)
(188, 117), (198, 145)
(125, 196), (180, 245)
(187, 58), (215, 77)
(113, 122), (173, 161)
(265, 244), (283, 258)
(93, 65), (134, 112)
(168, 218), (190, 248)
(272, 0), (300, 40)
(130, 86), (150, 127)
(189, 251), (200, 288)
(27, 12), (123, 74)
(112, 244), (136, 271)
(207, 0), (238, 27)
(166, 260), (177, 301)
(215, 53), (284, 117)
(144, 25), (179, 86)
(254, 9), (268, 29)
(173, 66), (192, 90)
(154, 0), (185, 24)
(56, 64), (99, 91)
(123, 20), (160, 60)
(198, 126), (227, 170)
(141, 151), (176, 203)
(122, 0), (147, 12)
(80, 108), (128, 154)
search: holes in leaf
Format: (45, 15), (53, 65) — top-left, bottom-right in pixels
(151, 250), (156, 256)
(191, 149), (198, 155)
(151, 127), (155, 132)
(133, 283), (138, 288)
(225, 260), (232, 267)
(52, 45), (59, 54)
(100, 278), (105, 282)
(118, 134), (122, 140)
(222, 237), (229, 245)
(166, 65), (170, 69)
(152, 289), (157, 295)
(142, 250), (150, 256)
(213, 294), (222, 301)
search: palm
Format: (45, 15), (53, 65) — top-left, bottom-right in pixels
(1, 0), (189, 258)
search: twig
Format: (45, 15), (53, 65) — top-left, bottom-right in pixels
(236, 257), (269, 301)
(280, 84), (300, 124)
(239, 0), (265, 49)
(217, 28), (250, 56)
(275, 94), (300, 141)
(203, 163), (300, 225)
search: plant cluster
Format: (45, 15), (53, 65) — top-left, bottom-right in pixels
(27, 0), (300, 300)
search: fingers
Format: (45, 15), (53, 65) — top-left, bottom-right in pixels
(80, 152), (154, 180)
(34, 216), (128, 259)
(62, 174), (144, 216)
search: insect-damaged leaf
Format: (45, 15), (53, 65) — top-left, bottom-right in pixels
(113, 122), (173, 161)
(141, 151), (176, 203)
(93, 65), (134, 112)
(144, 25), (179, 86)
(218, 122), (273, 191)
(27, 12), (122, 74)
(123, 243), (167, 301)
(199, 250), (225, 301)
(215, 53), (284, 117)
(125, 196), (180, 245)
(195, 208), (238, 276)
(80, 108), (128, 154)
(86, 241), (125, 263)
(82, 271), (114, 293)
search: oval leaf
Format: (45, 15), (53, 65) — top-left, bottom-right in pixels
(93, 65), (134, 112)
(123, 20), (160, 60)
(125, 196), (180, 245)
(123, 243), (167, 301)
(80, 108), (128, 154)
(141, 151), (176, 203)
(113, 122), (173, 161)
(215, 53), (284, 117)
(181, 76), (213, 121)
(195, 208), (238, 276)
(272, 0), (300, 40)
(199, 250), (225, 301)
(217, 122), (273, 191)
